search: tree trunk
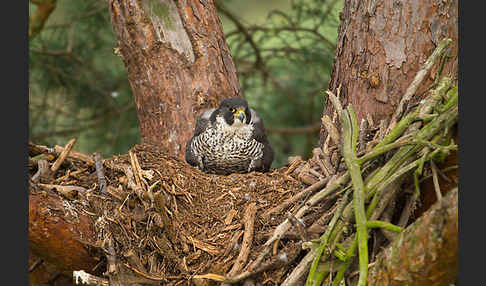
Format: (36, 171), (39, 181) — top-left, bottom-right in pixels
(319, 0), (458, 144)
(368, 187), (458, 285)
(318, 0), (458, 219)
(109, 0), (241, 160)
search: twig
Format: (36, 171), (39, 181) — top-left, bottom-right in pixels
(375, 184), (400, 242)
(312, 148), (331, 177)
(51, 138), (77, 173)
(325, 90), (343, 123)
(287, 212), (309, 242)
(38, 184), (86, 199)
(262, 177), (329, 220)
(243, 173), (349, 280)
(365, 221), (403, 232)
(307, 203), (337, 234)
(122, 263), (166, 281)
(417, 77), (453, 120)
(284, 156), (303, 176)
(198, 245), (301, 284)
(105, 235), (117, 275)
(53, 145), (95, 165)
(128, 152), (151, 209)
(430, 160), (443, 201)
(226, 203), (257, 278)
(29, 0), (57, 39)
(397, 187), (420, 227)
(387, 38), (452, 133)
(93, 152), (107, 194)
(129, 151), (144, 191)
(31, 159), (50, 183)
(280, 249), (315, 286)
(306, 189), (351, 286)
(29, 258), (44, 273)
(73, 270), (109, 286)
(357, 136), (413, 165)
(228, 244), (301, 283)
(365, 94), (457, 196)
(321, 114), (341, 148)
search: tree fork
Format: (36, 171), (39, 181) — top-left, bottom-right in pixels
(319, 0), (458, 144)
(109, 0), (241, 159)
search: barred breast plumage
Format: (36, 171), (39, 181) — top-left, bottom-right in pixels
(185, 97), (274, 175)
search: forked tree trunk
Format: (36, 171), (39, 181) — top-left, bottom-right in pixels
(29, 1), (459, 285)
(319, 0), (458, 143)
(109, 0), (241, 160)
(318, 0), (458, 218)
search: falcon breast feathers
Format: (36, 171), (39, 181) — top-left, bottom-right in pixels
(185, 97), (274, 175)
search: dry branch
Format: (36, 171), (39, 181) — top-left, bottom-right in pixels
(223, 203), (257, 285)
(51, 138), (77, 173)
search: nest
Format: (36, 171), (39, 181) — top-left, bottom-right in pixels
(30, 141), (340, 285)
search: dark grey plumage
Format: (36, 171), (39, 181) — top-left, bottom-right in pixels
(185, 97), (274, 175)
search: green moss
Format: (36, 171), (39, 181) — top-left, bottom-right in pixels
(146, 0), (172, 29)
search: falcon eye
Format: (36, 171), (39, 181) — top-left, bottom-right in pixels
(230, 108), (236, 113)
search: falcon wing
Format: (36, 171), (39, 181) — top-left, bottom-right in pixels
(249, 108), (274, 172)
(185, 108), (215, 167)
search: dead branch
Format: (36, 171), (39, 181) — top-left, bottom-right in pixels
(51, 138), (77, 173)
(73, 270), (109, 286)
(262, 177), (329, 220)
(224, 203), (257, 284)
(94, 152), (107, 194)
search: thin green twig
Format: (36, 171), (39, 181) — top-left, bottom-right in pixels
(306, 189), (351, 286)
(365, 220), (403, 232)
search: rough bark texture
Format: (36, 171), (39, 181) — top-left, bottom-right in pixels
(319, 0), (458, 144)
(29, 190), (98, 272)
(368, 187), (458, 285)
(109, 0), (241, 160)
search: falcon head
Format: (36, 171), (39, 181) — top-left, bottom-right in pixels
(210, 97), (252, 127)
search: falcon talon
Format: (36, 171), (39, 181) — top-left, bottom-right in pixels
(185, 97), (274, 175)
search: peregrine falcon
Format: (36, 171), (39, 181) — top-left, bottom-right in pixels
(185, 97), (274, 175)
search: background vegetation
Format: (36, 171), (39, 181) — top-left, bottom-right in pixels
(29, 0), (341, 168)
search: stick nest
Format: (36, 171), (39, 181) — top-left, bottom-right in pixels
(30, 141), (338, 285)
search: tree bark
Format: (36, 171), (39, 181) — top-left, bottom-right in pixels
(109, 0), (241, 159)
(29, 191), (98, 272)
(368, 187), (458, 285)
(319, 0), (458, 144)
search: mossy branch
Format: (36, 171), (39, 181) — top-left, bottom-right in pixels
(341, 105), (369, 286)
(365, 220), (403, 232)
(306, 189), (351, 286)
(315, 72), (457, 286)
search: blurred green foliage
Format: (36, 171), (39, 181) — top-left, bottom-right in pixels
(29, 0), (340, 168)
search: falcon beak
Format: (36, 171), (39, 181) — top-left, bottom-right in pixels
(234, 109), (246, 122)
